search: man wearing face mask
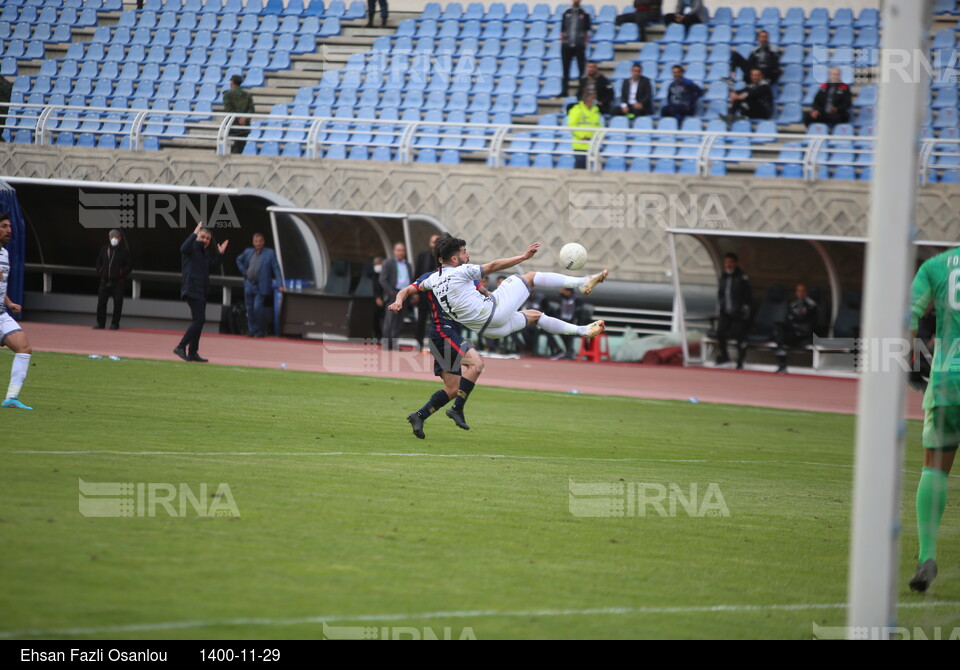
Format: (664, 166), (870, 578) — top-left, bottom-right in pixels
(94, 229), (133, 331)
(174, 222), (228, 363)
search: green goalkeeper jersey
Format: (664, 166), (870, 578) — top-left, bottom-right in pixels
(911, 248), (960, 409)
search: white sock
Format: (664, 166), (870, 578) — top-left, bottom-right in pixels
(533, 272), (582, 290)
(6, 353), (30, 400)
(537, 315), (581, 336)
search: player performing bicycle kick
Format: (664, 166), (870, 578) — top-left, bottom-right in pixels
(388, 233), (607, 437)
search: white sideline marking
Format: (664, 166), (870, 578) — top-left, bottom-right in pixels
(3, 601), (959, 639)
(10, 451), (956, 479)
(8, 450), (847, 467)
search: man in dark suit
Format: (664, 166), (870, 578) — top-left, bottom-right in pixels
(379, 241), (414, 351)
(174, 222), (227, 363)
(617, 62), (653, 117)
(235, 232), (282, 338)
(576, 61), (614, 116)
(94, 228), (133, 330)
(414, 234), (440, 351)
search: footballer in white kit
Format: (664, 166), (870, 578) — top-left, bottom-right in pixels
(389, 233), (606, 432)
(0, 213), (34, 409)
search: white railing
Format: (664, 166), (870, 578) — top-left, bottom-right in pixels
(4, 102), (958, 183)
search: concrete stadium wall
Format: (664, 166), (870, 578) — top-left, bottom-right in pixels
(1, 145), (957, 286)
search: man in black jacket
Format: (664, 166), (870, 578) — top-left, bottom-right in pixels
(577, 61), (614, 116)
(774, 283), (818, 374)
(617, 62), (653, 117)
(716, 252), (752, 369)
(94, 229), (133, 330)
(379, 241), (414, 351)
(804, 67), (852, 127)
(561, 0), (592, 95)
(730, 30), (781, 85)
(414, 234), (440, 351)
(174, 222), (228, 363)
(724, 68), (774, 121)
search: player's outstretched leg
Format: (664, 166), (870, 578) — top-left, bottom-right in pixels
(529, 270), (609, 296)
(2, 330), (33, 410)
(535, 313), (606, 339)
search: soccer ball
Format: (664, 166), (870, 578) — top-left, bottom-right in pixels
(558, 243), (587, 271)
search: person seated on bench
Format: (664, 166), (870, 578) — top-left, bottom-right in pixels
(774, 283), (818, 374)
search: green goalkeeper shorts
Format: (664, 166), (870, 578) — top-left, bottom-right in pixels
(922, 406), (960, 451)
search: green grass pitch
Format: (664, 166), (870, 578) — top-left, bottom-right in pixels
(1, 351), (958, 639)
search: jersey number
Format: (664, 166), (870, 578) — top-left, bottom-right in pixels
(950, 269), (960, 311)
(440, 294), (457, 319)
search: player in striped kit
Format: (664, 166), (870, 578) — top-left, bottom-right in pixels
(391, 233), (606, 434)
(0, 213), (33, 409)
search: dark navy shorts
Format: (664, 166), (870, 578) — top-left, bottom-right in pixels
(428, 326), (473, 377)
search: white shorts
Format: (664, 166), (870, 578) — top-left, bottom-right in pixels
(0, 312), (22, 344)
(478, 274), (531, 339)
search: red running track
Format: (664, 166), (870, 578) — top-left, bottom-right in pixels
(19, 322), (923, 419)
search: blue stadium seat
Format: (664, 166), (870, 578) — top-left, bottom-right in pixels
(777, 103), (803, 125)
(712, 6), (732, 23)
(663, 23), (685, 43)
(833, 8), (854, 26)
(781, 24), (804, 45)
(807, 7), (829, 26)
(855, 8), (879, 27)
(755, 162), (778, 178)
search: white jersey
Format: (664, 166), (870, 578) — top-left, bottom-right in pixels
(419, 263), (494, 331)
(0, 247), (9, 315)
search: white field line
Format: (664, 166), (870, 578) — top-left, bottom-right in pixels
(3, 601), (959, 639)
(9, 450), (956, 479)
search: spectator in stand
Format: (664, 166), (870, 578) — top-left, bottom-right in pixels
(414, 233), (441, 352)
(552, 288), (589, 360)
(730, 29), (781, 85)
(773, 283), (818, 374)
(804, 67), (852, 128)
(616, 62), (653, 118)
(568, 90), (603, 170)
(560, 0), (592, 96)
(723, 68), (774, 122)
(223, 74), (255, 155)
(661, 65), (703, 122)
(663, 0), (708, 33)
(615, 1), (663, 42)
(715, 252), (751, 370)
(576, 61), (614, 116)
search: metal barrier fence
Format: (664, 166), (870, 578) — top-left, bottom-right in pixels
(4, 103), (958, 183)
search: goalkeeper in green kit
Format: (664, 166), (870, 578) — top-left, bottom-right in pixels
(908, 249), (960, 592)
